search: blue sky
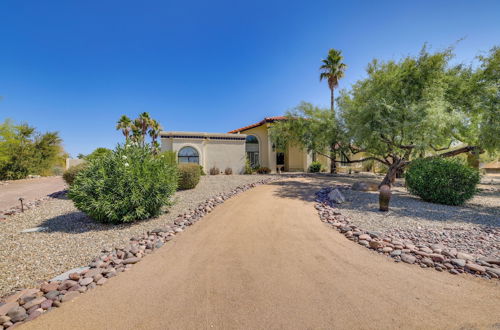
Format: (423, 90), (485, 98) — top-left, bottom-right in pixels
(1, 0), (499, 157)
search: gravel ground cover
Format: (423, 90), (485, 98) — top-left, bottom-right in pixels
(0, 175), (272, 297)
(327, 175), (499, 257)
(314, 174), (499, 279)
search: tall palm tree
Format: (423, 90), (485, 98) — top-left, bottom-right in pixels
(116, 115), (132, 140)
(320, 49), (347, 174)
(320, 49), (347, 114)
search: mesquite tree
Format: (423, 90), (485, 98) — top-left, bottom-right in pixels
(338, 45), (499, 186)
(270, 45), (499, 188)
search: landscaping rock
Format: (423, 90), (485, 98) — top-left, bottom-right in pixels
(451, 259), (466, 268)
(465, 263), (486, 274)
(7, 306), (27, 323)
(23, 297), (45, 310)
(123, 257), (141, 265)
(401, 254), (416, 264)
(79, 278), (93, 286)
(43, 291), (60, 300)
(328, 189), (345, 204)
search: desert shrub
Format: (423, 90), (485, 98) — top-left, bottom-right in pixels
(69, 145), (178, 223)
(244, 158), (253, 174)
(178, 163), (201, 190)
(405, 157), (480, 206)
(160, 151), (177, 166)
(63, 163), (87, 186)
(308, 161), (322, 173)
(224, 167), (233, 175)
(199, 165), (205, 176)
(209, 166), (220, 175)
(256, 167), (271, 174)
(84, 147), (112, 161)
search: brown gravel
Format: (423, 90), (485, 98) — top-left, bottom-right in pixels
(0, 175), (272, 297)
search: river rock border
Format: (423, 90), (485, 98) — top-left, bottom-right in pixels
(0, 178), (278, 328)
(315, 186), (500, 280)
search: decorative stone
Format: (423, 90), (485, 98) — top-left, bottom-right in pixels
(69, 273), (80, 280)
(369, 241), (384, 249)
(40, 282), (59, 293)
(44, 291), (60, 300)
(40, 299), (53, 310)
(123, 257), (141, 264)
(79, 277), (94, 286)
(23, 297), (45, 310)
(456, 252), (474, 261)
(358, 234), (371, 241)
(451, 259), (466, 267)
(328, 189), (346, 204)
(58, 280), (78, 291)
(465, 263), (486, 274)
(401, 254), (416, 264)
(50, 267), (90, 282)
(7, 306), (27, 323)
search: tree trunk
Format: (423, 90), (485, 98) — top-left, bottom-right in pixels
(330, 149), (337, 174)
(330, 88), (335, 113)
(380, 163), (400, 187)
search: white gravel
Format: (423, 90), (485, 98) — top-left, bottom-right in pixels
(0, 175), (273, 297)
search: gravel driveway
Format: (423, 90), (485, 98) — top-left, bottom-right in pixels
(0, 175), (272, 297)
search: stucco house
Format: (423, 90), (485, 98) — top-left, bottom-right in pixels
(160, 116), (331, 174)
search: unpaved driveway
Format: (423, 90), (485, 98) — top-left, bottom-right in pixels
(0, 177), (66, 211)
(23, 178), (500, 330)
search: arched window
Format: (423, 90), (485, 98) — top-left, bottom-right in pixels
(245, 135), (259, 168)
(178, 146), (199, 164)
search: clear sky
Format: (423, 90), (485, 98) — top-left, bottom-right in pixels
(1, 0), (499, 157)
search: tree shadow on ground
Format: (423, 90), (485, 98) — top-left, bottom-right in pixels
(38, 211), (134, 234)
(271, 177), (500, 228)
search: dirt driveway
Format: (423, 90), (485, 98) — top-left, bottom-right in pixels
(22, 177), (500, 330)
(0, 177), (66, 211)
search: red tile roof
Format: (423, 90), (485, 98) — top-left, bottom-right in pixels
(228, 116), (287, 133)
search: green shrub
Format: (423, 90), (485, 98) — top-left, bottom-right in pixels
(63, 163), (87, 186)
(199, 165), (205, 175)
(256, 167), (271, 174)
(68, 145), (178, 223)
(209, 166), (220, 175)
(244, 158), (253, 174)
(308, 161), (322, 173)
(405, 157), (480, 206)
(224, 167), (233, 175)
(178, 163), (201, 190)
(160, 151), (177, 166)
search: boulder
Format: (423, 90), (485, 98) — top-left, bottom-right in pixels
(328, 189), (345, 204)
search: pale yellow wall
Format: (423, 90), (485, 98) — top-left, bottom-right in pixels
(237, 125), (272, 170)
(161, 134), (246, 174)
(286, 144), (305, 171)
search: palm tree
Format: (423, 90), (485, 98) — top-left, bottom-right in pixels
(116, 115), (132, 140)
(148, 119), (162, 152)
(320, 49), (347, 174)
(320, 49), (347, 114)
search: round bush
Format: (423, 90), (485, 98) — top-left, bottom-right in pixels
(256, 167), (271, 174)
(62, 163), (87, 186)
(68, 145), (178, 223)
(178, 163), (201, 190)
(308, 161), (322, 173)
(405, 158), (480, 206)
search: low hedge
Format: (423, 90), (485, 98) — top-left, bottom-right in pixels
(62, 163), (87, 186)
(256, 167), (271, 174)
(178, 163), (201, 190)
(308, 161), (322, 173)
(405, 157), (480, 206)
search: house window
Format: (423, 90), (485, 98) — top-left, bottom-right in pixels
(178, 146), (199, 164)
(245, 135), (259, 167)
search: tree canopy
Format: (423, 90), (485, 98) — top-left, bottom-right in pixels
(0, 119), (65, 179)
(271, 44), (499, 186)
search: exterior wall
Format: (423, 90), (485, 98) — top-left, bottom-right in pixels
(237, 125), (271, 170)
(65, 158), (86, 170)
(160, 132), (247, 174)
(286, 145), (306, 172)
